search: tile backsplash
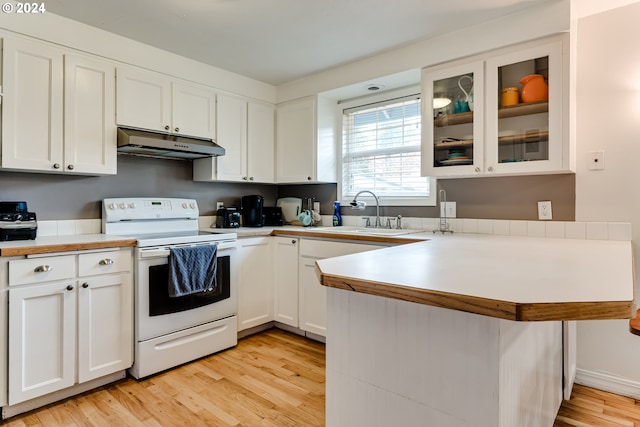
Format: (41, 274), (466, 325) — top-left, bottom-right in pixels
(37, 216), (633, 242)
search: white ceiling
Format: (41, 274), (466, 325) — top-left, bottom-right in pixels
(46, 0), (551, 87)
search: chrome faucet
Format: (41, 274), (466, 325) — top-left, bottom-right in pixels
(350, 190), (381, 228)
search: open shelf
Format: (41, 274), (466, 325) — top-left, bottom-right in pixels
(433, 101), (549, 127)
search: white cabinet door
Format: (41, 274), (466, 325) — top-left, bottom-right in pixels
(116, 67), (172, 132)
(273, 237), (299, 327)
(8, 281), (76, 405)
(172, 82), (216, 139)
(298, 257), (327, 336)
(276, 96), (316, 183)
(64, 55), (117, 175)
(2, 38), (64, 171)
(215, 94), (248, 182)
(247, 101), (275, 183)
(77, 273), (133, 383)
(236, 237), (273, 331)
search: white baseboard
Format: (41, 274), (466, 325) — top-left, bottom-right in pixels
(575, 368), (640, 399)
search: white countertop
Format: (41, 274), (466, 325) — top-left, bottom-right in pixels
(316, 233), (635, 321)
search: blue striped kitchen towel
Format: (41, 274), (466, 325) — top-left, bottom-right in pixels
(168, 244), (217, 297)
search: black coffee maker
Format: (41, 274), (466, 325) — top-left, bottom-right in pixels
(241, 195), (264, 227)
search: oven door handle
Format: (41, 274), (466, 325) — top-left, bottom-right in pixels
(139, 248), (171, 258)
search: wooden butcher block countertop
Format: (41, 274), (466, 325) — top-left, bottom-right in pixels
(0, 234), (137, 256)
(316, 233), (635, 322)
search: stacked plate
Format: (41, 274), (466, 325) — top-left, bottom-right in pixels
(441, 148), (472, 166)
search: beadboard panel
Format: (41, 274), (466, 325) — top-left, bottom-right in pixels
(327, 288), (564, 427)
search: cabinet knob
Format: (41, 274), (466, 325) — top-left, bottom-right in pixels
(249, 177), (254, 181)
(99, 258), (114, 266)
(242, 176), (248, 181)
(474, 167), (481, 173)
(291, 239), (297, 244)
(67, 164), (74, 170)
(488, 166), (494, 172)
(307, 176), (312, 181)
(66, 285), (74, 291)
(174, 127), (180, 133)
(34, 265), (52, 273)
(53, 163), (60, 169)
(164, 125), (170, 131)
(82, 282), (89, 288)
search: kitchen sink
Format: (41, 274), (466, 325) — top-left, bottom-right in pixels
(313, 226), (422, 236)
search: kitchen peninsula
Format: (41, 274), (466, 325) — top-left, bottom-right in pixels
(316, 234), (635, 427)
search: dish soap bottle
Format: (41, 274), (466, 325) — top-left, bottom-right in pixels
(333, 201), (342, 226)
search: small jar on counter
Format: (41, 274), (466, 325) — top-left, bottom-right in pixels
(501, 87), (519, 107)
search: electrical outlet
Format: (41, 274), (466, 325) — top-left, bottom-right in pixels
(538, 201), (552, 220)
(216, 201), (224, 210)
(440, 201), (456, 218)
(587, 150), (605, 170)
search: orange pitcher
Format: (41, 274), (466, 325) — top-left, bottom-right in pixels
(519, 74), (548, 103)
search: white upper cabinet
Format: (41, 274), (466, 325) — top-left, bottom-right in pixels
(116, 67), (216, 140)
(64, 55), (117, 175)
(193, 97), (275, 183)
(172, 82), (217, 138)
(247, 101), (275, 183)
(215, 93), (248, 181)
(422, 34), (570, 178)
(1, 38), (116, 175)
(275, 95), (337, 183)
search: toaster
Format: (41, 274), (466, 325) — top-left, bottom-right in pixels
(215, 207), (241, 228)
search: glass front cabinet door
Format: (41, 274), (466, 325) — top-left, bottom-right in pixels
(422, 60), (484, 177)
(422, 35), (570, 178)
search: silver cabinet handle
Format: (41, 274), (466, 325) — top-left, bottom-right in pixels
(249, 177), (254, 181)
(164, 125), (170, 131)
(66, 285), (74, 291)
(475, 167), (481, 173)
(488, 166), (494, 172)
(82, 282), (89, 289)
(34, 265), (52, 273)
(99, 258), (114, 266)
(174, 127), (180, 133)
(53, 163), (60, 169)
(242, 176), (248, 180)
(67, 164), (74, 170)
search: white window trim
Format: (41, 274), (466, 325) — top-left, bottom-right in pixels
(337, 85), (437, 207)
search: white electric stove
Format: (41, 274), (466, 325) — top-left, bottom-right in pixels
(102, 197), (238, 378)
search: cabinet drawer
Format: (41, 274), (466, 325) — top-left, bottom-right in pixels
(78, 250), (131, 277)
(9, 255), (76, 286)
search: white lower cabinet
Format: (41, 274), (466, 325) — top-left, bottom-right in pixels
(273, 237), (299, 327)
(236, 237), (274, 331)
(7, 249), (132, 406)
(9, 280), (77, 404)
(298, 239), (386, 337)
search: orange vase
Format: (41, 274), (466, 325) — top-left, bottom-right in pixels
(519, 74), (548, 103)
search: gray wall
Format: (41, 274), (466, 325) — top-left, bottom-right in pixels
(0, 154), (574, 221)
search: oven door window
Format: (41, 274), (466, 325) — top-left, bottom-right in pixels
(148, 255), (231, 316)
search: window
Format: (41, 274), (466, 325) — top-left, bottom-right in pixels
(341, 93), (435, 206)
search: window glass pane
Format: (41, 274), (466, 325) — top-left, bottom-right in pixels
(342, 97), (429, 200)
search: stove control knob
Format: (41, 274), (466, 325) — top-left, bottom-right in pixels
(15, 213), (23, 221)
(189, 203), (196, 209)
(118, 203), (126, 209)
(128, 203), (136, 209)
(108, 203), (116, 210)
(182, 203), (188, 209)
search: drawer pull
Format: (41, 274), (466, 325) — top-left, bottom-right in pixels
(34, 265), (52, 273)
(99, 259), (114, 266)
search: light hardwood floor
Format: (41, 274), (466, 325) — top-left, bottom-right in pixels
(3, 328), (639, 426)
